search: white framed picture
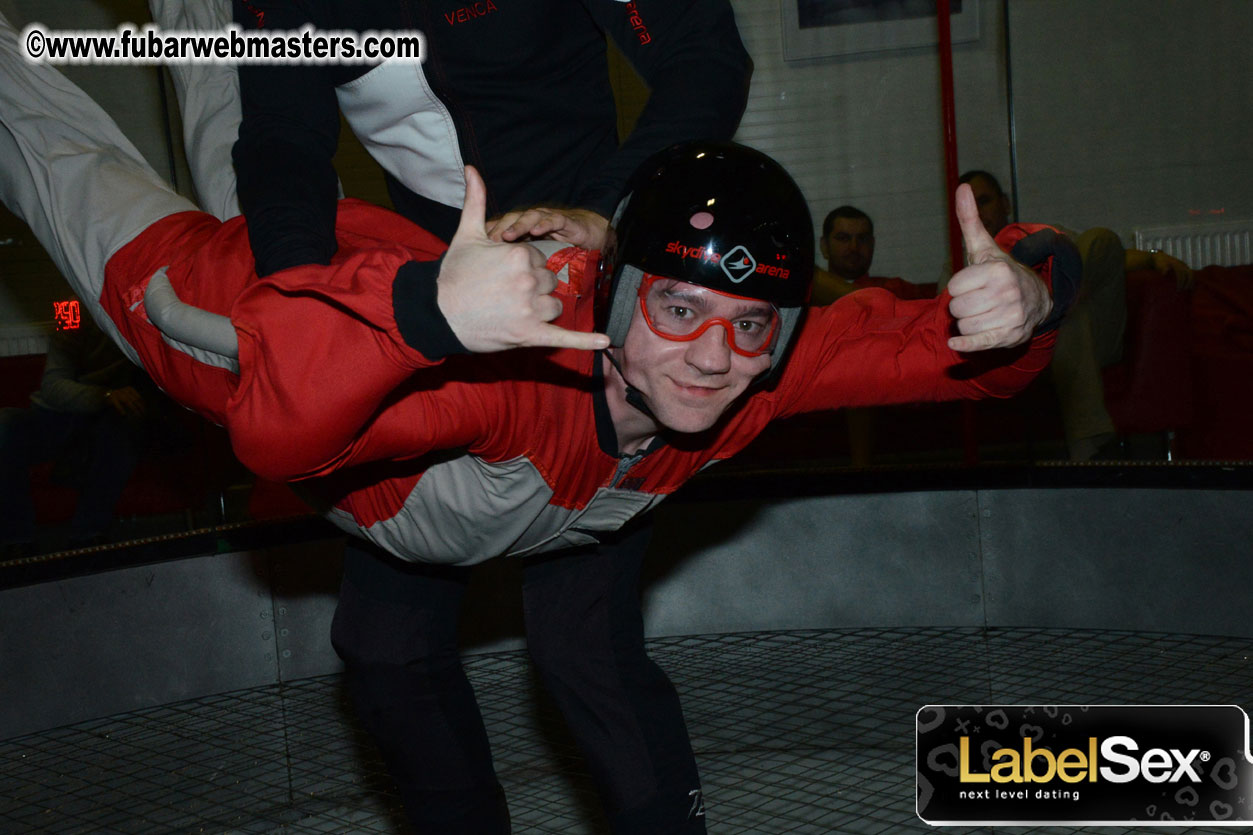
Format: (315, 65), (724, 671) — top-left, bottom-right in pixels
(781, 0), (981, 61)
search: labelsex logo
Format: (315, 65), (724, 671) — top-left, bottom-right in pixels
(960, 735), (1207, 784)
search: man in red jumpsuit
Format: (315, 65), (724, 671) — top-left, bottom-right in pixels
(0, 15), (1074, 831)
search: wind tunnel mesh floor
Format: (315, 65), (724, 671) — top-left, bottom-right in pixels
(2, 627), (1250, 834)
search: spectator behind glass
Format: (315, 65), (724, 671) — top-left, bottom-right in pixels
(811, 205), (937, 305)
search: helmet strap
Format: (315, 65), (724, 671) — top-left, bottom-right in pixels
(601, 347), (657, 422)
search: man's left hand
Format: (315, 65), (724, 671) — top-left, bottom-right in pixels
(946, 184), (1053, 353)
(486, 207), (609, 250)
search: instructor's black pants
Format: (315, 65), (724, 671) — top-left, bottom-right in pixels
(330, 524), (705, 834)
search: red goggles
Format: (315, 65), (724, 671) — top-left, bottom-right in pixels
(637, 273), (781, 357)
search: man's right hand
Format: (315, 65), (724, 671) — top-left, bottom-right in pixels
(437, 167), (610, 354)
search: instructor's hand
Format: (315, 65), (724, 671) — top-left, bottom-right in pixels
(486, 206), (609, 250)
(437, 167), (610, 353)
(946, 184), (1052, 353)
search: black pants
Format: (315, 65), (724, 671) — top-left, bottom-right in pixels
(330, 524), (705, 834)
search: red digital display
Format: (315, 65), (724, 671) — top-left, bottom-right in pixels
(53, 299), (81, 331)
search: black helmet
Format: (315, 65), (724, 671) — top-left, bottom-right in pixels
(598, 141), (814, 375)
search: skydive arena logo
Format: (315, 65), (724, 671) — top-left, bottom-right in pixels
(663, 241), (791, 282)
(719, 245), (757, 283)
(917, 705), (1253, 825)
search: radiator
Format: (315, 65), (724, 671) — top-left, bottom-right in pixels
(1132, 220), (1252, 269)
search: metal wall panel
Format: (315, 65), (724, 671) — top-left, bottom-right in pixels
(979, 488), (1253, 638)
(0, 553), (277, 739)
(643, 491), (984, 636)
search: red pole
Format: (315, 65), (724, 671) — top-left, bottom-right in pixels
(937, 0), (962, 277)
(936, 0), (979, 464)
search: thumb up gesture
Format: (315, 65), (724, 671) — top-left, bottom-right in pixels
(945, 184), (1053, 353)
(436, 167), (611, 354)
